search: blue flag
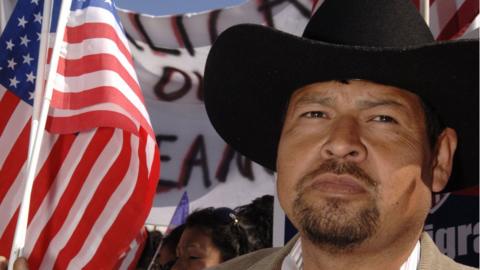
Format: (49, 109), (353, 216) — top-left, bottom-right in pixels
(167, 191), (189, 232)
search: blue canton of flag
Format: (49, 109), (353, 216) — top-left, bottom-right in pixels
(0, 0), (44, 105)
(0, 0), (123, 107)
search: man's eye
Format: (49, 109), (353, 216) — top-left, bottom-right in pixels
(189, 256), (201, 260)
(301, 111), (327, 118)
(371, 115), (397, 123)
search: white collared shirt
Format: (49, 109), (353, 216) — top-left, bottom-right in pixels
(281, 238), (421, 270)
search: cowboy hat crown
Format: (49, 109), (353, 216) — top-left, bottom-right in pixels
(303, 0), (434, 47)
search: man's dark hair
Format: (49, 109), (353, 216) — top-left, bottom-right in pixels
(185, 207), (250, 262)
(235, 195), (274, 251)
(420, 98), (446, 150)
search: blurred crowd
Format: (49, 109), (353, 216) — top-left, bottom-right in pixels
(136, 195), (274, 270)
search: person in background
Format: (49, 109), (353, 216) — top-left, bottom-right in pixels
(157, 224), (185, 270)
(235, 195), (274, 251)
(171, 207), (250, 270)
(136, 229), (164, 270)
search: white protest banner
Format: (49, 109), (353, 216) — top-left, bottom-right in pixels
(117, 0), (313, 227)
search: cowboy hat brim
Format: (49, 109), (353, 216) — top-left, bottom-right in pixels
(204, 24), (479, 192)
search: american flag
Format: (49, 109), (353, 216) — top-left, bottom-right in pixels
(413, 0), (479, 40)
(117, 228), (148, 270)
(0, 0), (160, 269)
(311, 0), (478, 40)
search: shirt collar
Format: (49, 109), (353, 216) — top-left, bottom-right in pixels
(281, 238), (421, 270)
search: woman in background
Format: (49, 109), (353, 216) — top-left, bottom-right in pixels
(171, 207), (249, 270)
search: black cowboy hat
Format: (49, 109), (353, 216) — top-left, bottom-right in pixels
(204, 0), (479, 192)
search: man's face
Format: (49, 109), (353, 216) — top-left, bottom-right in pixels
(276, 80), (437, 251)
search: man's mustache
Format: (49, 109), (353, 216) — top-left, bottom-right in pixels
(298, 160), (378, 190)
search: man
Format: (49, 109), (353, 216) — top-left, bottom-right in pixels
(202, 0), (478, 269)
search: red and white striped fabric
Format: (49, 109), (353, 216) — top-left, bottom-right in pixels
(416, 0), (478, 40)
(48, 2), (154, 137)
(0, 0), (159, 269)
(117, 227), (148, 270)
(312, 0), (478, 40)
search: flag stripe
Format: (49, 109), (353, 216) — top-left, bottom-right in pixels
(28, 128), (115, 270)
(64, 22), (133, 66)
(0, 129), (59, 237)
(52, 69), (151, 127)
(67, 5), (129, 51)
(68, 133), (141, 269)
(56, 54), (142, 100)
(0, 122), (30, 207)
(23, 130), (97, 259)
(51, 86), (152, 134)
(145, 134), (158, 177)
(0, 128), (59, 253)
(81, 130), (153, 269)
(59, 37), (136, 81)
(27, 134), (77, 223)
(436, 0), (479, 39)
(54, 131), (131, 269)
(430, 0), (466, 38)
(37, 129), (124, 270)
(0, 92), (32, 168)
(0, 209), (19, 257)
(46, 110), (139, 135)
(0, 90), (21, 136)
(118, 229), (147, 270)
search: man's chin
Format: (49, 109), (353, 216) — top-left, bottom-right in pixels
(294, 197), (379, 252)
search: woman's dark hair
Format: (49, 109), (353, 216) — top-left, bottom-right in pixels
(235, 195), (274, 251)
(161, 224), (185, 257)
(185, 207), (250, 262)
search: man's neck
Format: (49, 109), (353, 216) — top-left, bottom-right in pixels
(300, 231), (422, 270)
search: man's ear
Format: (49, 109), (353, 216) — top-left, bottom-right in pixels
(431, 128), (457, 192)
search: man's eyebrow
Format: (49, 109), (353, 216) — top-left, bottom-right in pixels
(294, 95), (335, 107)
(356, 99), (406, 109)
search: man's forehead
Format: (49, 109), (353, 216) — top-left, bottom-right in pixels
(289, 80), (422, 108)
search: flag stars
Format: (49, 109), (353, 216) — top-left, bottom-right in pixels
(9, 76), (20, 88)
(6, 39), (14, 50)
(18, 16), (28, 28)
(20, 35), (30, 47)
(29, 91), (34, 100)
(36, 32), (41, 41)
(31, 0), (40, 5)
(23, 54), (34, 65)
(7, 58), (17, 70)
(26, 71), (36, 83)
(104, 0), (112, 5)
(34, 12), (42, 24)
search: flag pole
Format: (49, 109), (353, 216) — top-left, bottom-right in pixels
(420, 0), (430, 26)
(9, 0), (73, 267)
(147, 238), (164, 270)
(0, 0), (7, 33)
(29, 0), (54, 162)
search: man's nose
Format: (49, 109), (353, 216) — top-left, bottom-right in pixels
(320, 116), (367, 162)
